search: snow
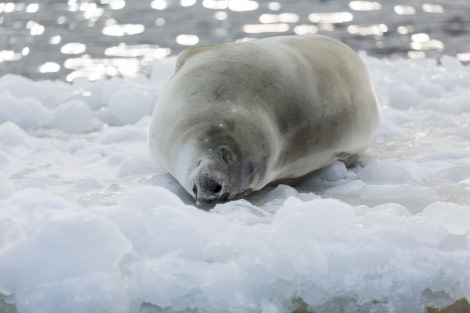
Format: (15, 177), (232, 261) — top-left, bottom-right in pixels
(1, 54), (470, 313)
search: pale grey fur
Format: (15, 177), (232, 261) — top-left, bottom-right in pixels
(148, 35), (380, 204)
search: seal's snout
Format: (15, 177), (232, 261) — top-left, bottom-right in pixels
(192, 170), (230, 204)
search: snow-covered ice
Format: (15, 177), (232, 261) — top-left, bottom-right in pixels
(0, 54), (470, 313)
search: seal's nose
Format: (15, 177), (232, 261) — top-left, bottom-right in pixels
(192, 174), (229, 204)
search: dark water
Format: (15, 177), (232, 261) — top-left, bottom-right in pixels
(0, 0), (469, 81)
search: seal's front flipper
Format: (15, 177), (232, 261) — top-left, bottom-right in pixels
(336, 152), (359, 168)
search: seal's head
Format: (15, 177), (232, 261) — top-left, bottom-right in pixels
(191, 145), (239, 204)
(168, 118), (271, 205)
(148, 47), (279, 205)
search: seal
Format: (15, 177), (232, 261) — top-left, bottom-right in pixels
(148, 35), (380, 204)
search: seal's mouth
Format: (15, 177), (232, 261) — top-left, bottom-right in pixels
(192, 181), (231, 205)
(193, 189), (230, 206)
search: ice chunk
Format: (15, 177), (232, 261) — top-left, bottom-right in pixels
(422, 202), (470, 235)
(440, 55), (463, 71)
(272, 197), (356, 238)
(314, 160), (351, 182)
(0, 175), (13, 199)
(108, 89), (154, 125)
(0, 74), (71, 109)
(0, 214), (131, 292)
(388, 85), (426, 110)
(0, 122), (33, 146)
(118, 157), (155, 177)
(14, 272), (128, 313)
(110, 187), (207, 259)
(52, 99), (101, 133)
(0, 91), (51, 129)
(357, 160), (415, 184)
(212, 199), (272, 224)
(119, 185), (184, 210)
(251, 184), (298, 206)
(97, 126), (146, 144)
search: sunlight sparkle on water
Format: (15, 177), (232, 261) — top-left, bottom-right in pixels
(228, 0), (258, 12)
(243, 23), (289, 34)
(38, 62), (61, 73)
(60, 43), (87, 55)
(151, 0), (167, 10)
(108, 0), (126, 10)
(26, 21), (44, 36)
(410, 40), (444, 51)
(349, 1), (381, 11)
(268, 2), (281, 11)
(214, 11), (228, 20)
(155, 18), (165, 26)
(67, 0), (79, 12)
(422, 3), (443, 14)
(408, 51), (426, 59)
(57, 16), (67, 25)
(81, 2), (104, 19)
(102, 24), (145, 36)
(49, 35), (62, 45)
(202, 0), (227, 10)
(347, 24), (387, 36)
(394, 5), (416, 15)
(410, 33), (444, 51)
(397, 26), (412, 35)
(202, 0), (258, 11)
(176, 34), (200, 46)
(0, 50), (16, 62)
(104, 43), (171, 59)
(259, 13), (299, 24)
(457, 52), (470, 62)
(0, 2), (15, 13)
(319, 24), (335, 32)
(26, 3), (39, 13)
(411, 33), (430, 43)
(293, 25), (319, 35)
(180, 0), (197, 7)
(64, 57), (140, 81)
(309, 12), (353, 24)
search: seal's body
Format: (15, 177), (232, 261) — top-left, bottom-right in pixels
(148, 35), (380, 204)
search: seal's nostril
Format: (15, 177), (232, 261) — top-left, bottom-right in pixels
(204, 177), (222, 195)
(212, 184), (222, 194)
(194, 173), (226, 202)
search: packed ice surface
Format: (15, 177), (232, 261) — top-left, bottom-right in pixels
(1, 54), (470, 313)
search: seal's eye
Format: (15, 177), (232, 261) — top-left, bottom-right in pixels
(218, 146), (232, 164)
